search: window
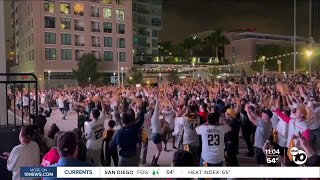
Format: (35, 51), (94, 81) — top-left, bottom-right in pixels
(118, 38), (125, 48)
(116, 0), (122, 5)
(91, 36), (100, 47)
(152, 39), (157, 48)
(31, 49), (34, 60)
(91, 21), (100, 32)
(119, 52), (125, 62)
(104, 37), (112, 47)
(104, 51), (113, 61)
(103, 22), (112, 33)
(45, 16), (55, 28)
(61, 18), (71, 29)
(61, 49), (72, 60)
(152, 49), (158, 55)
(151, 18), (161, 26)
(75, 50), (85, 61)
(116, 10), (124, 20)
(91, 6), (99, 17)
(75, 35), (85, 46)
(117, 23), (125, 34)
(45, 48), (56, 60)
(102, 0), (112, 4)
(92, 50), (100, 61)
(45, 32), (56, 44)
(152, 30), (158, 37)
(44, 0), (55, 13)
(232, 46), (236, 54)
(61, 33), (71, 45)
(74, 3), (84, 16)
(103, 8), (112, 19)
(60, 2), (70, 14)
(75, 20), (84, 31)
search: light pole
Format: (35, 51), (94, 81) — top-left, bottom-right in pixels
(113, 72), (116, 86)
(277, 59), (282, 73)
(88, 77), (91, 84)
(121, 67), (124, 86)
(48, 70), (51, 89)
(192, 62), (195, 79)
(294, 0), (297, 74)
(117, 52), (120, 86)
(305, 49), (313, 73)
(260, 56), (266, 74)
(159, 72), (162, 83)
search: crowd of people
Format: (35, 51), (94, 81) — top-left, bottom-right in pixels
(1, 72), (320, 180)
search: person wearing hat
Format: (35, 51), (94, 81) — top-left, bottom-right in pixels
(245, 104), (272, 166)
(224, 108), (241, 166)
(44, 132), (90, 180)
(1, 126), (40, 180)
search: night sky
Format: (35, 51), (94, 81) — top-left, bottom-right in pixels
(159, 0), (309, 43)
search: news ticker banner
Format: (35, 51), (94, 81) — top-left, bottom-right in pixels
(21, 167), (320, 178)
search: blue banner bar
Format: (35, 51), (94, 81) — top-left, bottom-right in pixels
(21, 167), (57, 178)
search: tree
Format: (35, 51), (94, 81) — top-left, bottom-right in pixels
(207, 67), (220, 77)
(72, 53), (100, 86)
(204, 29), (230, 59)
(166, 71), (180, 83)
(181, 36), (202, 57)
(158, 41), (173, 57)
(126, 69), (143, 85)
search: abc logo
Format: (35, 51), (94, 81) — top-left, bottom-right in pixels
(290, 147), (307, 165)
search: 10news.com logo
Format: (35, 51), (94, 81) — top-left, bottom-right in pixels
(290, 147), (307, 165)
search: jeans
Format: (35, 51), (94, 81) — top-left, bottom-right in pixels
(199, 158), (223, 180)
(137, 140), (148, 165)
(63, 110), (68, 119)
(119, 154), (139, 166)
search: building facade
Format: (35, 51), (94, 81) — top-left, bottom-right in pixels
(224, 31), (309, 73)
(10, 0), (133, 88)
(132, 0), (162, 62)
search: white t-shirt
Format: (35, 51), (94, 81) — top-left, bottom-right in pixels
(57, 98), (64, 109)
(22, 96), (29, 107)
(196, 124), (228, 164)
(162, 110), (175, 129)
(176, 115), (200, 146)
(85, 114), (106, 150)
(7, 141), (40, 180)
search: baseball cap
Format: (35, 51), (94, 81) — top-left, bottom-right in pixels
(57, 131), (77, 157)
(262, 109), (273, 119)
(226, 108), (236, 118)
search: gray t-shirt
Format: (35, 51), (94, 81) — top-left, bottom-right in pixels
(254, 118), (272, 149)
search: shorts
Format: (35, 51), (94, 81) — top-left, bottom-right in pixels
(255, 147), (266, 165)
(152, 133), (162, 144)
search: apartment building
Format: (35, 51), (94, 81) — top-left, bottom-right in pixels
(10, 0), (133, 88)
(132, 0), (162, 62)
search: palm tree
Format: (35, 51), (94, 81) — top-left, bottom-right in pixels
(205, 29), (230, 60)
(181, 36), (202, 57)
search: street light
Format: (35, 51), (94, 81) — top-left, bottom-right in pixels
(88, 77), (91, 83)
(305, 49), (313, 73)
(192, 62), (195, 79)
(113, 72), (116, 86)
(48, 70), (51, 89)
(159, 72), (162, 82)
(129, 76), (133, 80)
(121, 67), (124, 86)
(260, 56), (266, 74)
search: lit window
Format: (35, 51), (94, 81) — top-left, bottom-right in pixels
(104, 51), (113, 61)
(61, 49), (72, 60)
(61, 33), (72, 45)
(91, 6), (100, 17)
(61, 18), (71, 29)
(45, 48), (56, 60)
(103, 8), (112, 19)
(45, 16), (55, 28)
(74, 3), (84, 16)
(102, 0), (112, 4)
(60, 2), (70, 14)
(119, 52), (125, 62)
(103, 22), (112, 33)
(45, 32), (56, 44)
(116, 10), (124, 21)
(44, 0), (55, 13)
(104, 37), (112, 47)
(117, 23), (125, 34)
(118, 38), (125, 48)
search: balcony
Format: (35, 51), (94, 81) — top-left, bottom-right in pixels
(75, 35), (85, 46)
(91, 36), (100, 47)
(91, 7), (100, 17)
(75, 20), (84, 31)
(91, 28), (100, 32)
(92, 44), (100, 47)
(91, 12), (99, 17)
(91, 21), (100, 32)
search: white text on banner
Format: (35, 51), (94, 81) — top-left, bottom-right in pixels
(57, 167), (320, 178)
